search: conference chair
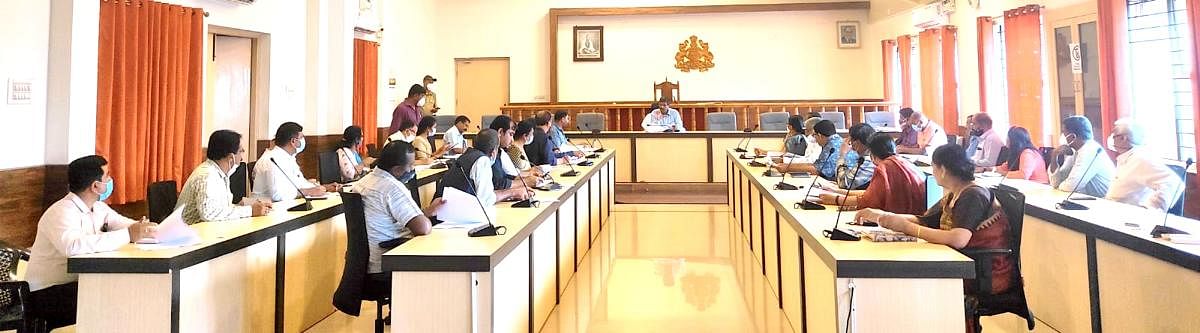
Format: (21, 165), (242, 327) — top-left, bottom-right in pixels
(318, 150), (341, 184)
(577, 113), (606, 131)
(758, 112), (789, 131)
(367, 143), (379, 159)
(705, 112), (737, 131)
(147, 180), (178, 223)
(230, 162), (248, 203)
(0, 241), (41, 333)
(1166, 159), (1193, 216)
(434, 115), (457, 133)
(332, 192), (391, 333)
(964, 186), (1035, 333)
(863, 111), (897, 128)
(818, 111), (847, 130)
(947, 134), (960, 147)
(481, 115), (501, 129)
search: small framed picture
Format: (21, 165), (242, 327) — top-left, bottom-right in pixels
(837, 21), (861, 49)
(573, 26), (604, 62)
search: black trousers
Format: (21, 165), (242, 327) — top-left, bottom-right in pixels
(28, 282), (78, 330)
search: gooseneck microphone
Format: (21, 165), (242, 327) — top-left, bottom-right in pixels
(796, 147), (837, 210)
(510, 168), (537, 208)
(1056, 146), (1103, 210)
(735, 125), (758, 152)
(268, 158), (314, 212)
(738, 125), (761, 157)
(824, 156), (866, 241)
(1151, 158), (1195, 237)
(576, 126), (607, 153)
(772, 152), (802, 190)
(561, 154), (581, 177)
(566, 140), (597, 164)
(452, 160), (503, 237)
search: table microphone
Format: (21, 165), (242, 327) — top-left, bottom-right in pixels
(796, 147), (837, 210)
(268, 158), (314, 212)
(823, 156), (866, 241)
(590, 128), (607, 152)
(738, 125), (760, 156)
(1151, 158), (1194, 237)
(566, 138), (598, 161)
(510, 166), (538, 208)
(575, 126), (605, 155)
(561, 155), (581, 177)
(452, 160), (503, 237)
(1056, 146), (1103, 211)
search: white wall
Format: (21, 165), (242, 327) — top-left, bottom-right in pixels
(556, 10), (877, 102)
(0, 0), (50, 169)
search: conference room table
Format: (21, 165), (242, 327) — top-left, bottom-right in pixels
(383, 150), (615, 333)
(66, 168), (445, 333)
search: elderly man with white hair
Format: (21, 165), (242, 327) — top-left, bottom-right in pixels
(1104, 119), (1183, 211)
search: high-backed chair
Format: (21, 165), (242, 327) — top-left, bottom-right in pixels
(1166, 158), (1194, 216)
(333, 192), (392, 333)
(319, 150), (342, 184)
(653, 79), (680, 103)
(819, 111), (848, 130)
(965, 186), (1035, 332)
(706, 112), (737, 131)
(863, 111), (898, 129)
(576, 113), (606, 132)
(230, 162), (248, 203)
(758, 112), (789, 131)
(0, 241), (40, 333)
(434, 115), (457, 133)
(147, 180), (178, 223)
(480, 115), (500, 130)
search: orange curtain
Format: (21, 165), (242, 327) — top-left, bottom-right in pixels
(919, 29), (939, 123)
(1004, 5), (1047, 146)
(882, 40), (897, 102)
(1190, 0), (1200, 161)
(977, 17), (995, 114)
(353, 39), (380, 154)
(939, 27), (959, 134)
(96, 0), (205, 205)
(897, 35), (913, 107)
(1098, 0), (1132, 145)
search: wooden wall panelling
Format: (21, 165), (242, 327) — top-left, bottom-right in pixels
(0, 166), (48, 247)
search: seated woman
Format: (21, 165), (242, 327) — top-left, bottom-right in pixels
(993, 127), (1048, 184)
(411, 116), (449, 165)
(772, 120), (841, 180)
(507, 120), (544, 179)
(754, 114), (808, 157)
(854, 144), (1015, 330)
(335, 126), (375, 182)
(818, 134), (926, 215)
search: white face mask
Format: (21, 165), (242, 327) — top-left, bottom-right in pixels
(430, 127), (438, 137)
(426, 83), (435, 90)
(295, 137), (307, 155)
(226, 155), (240, 177)
(401, 134), (415, 143)
(417, 97), (426, 107)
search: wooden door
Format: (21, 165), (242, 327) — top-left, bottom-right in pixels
(455, 58), (510, 129)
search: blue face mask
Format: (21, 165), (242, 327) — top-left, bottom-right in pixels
(98, 179), (114, 201)
(397, 169), (417, 183)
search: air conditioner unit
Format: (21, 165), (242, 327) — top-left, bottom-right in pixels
(222, 0), (254, 4)
(912, 2), (949, 29)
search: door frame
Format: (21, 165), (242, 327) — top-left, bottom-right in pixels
(1044, 4), (1098, 139)
(207, 25), (271, 161)
(454, 57), (512, 121)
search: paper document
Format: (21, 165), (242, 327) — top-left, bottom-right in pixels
(434, 187), (497, 224)
(137, 205), (201, 247)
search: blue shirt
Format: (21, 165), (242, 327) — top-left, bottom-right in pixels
(815, 135), (843, 180)
(549, 125), (568, 148)
(836, 150), (875, 190)
(964, 135), (981, 159)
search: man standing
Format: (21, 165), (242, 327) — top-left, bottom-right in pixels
(389, 84), (426, 135)
(420, 75), (440, 116)
(968, 113), (1005, 167)
(1049, 116), (1115, 198)
(252, 122), (339, 202)
(1105, 119), (1182, 211)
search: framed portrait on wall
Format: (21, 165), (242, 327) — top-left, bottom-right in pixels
(837, 21), (861, 49)
(573, 26), (604, 62)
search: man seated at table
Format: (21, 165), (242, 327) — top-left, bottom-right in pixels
(443, 115), (470, 154)
(772, 120), (842, 180)
(641, 96), (686, 132)
(525, 113), (559, 167)
(896, 111), (947, 156)
(1105, 119), (1182, 211)
(754, 114), (808, 157)
(968, 113), (1005, 168)
(834, 123), (876, 190)
(489, 115), (539, 190)
(25, 155), (158, 330)
(436, 129), (531, 206)
(253, 122), (340, 202)
(818, 134), (927, 215)
(354, 140), (442, 277)
(895, 107), (919, 149)
(549, 111), (585, 159)
(178, 130), (273, 224)
(1049, 116), (1114, 198)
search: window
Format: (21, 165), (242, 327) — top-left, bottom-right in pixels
(910, 41), (923, 111)
(891, 45), (903, 103)
(987, 19), (1011, 130)
(1126, 0), (1196, 161)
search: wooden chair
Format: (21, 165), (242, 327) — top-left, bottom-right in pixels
(653, 79), (679, 103)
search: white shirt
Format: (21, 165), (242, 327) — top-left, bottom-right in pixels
(443, 126), (466, 151)
(469, 156), (498, 206)
(1049, 140), (1116, 198)
(353, 168), (423, 274)
(1106, 147), (1183, 211)
(25, 193), (135, 291)
(641, 108), (687, 132)
(178, 160), (253, 224)
(253, 146), (319, 202)
(971, 128), (1006, 167)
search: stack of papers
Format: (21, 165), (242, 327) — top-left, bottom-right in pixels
(136, 205), (201, 249)
(433, 187), (497, 225)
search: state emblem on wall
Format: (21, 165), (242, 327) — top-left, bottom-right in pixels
(674, 35), (714, 72)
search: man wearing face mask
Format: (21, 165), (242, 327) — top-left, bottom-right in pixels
(442, 116), (471, 155)
(25, 155), (158, 330)
(420, 75), (440, 116)
(435, 129), (531, 206)
(353, 140), (443, 275)
(1104, 119), (1182, 211)
(963, 114), (981, 158)
(1049, 116), (1115, 198)
(968, 113), (1005, 168)
(896, 111), (947, 156)
(253, 122), (340, 202)
(389, 84), (426, 135)
(178, 130), (273, 224)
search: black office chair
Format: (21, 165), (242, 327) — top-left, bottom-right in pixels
(147, 180), (178, 223)
(230, 162), (248, 203)
(367, 144), (380, 159)
(963, 186), (1035, 333)
(319, 150), (342, 184)
(1038, 147), (1055, 168)
(0, 241), (42, 333)
(947, 134), (960, 147)
(333, 192), (391, 333)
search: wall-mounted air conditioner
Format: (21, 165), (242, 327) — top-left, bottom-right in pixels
(912, 2), (949, 29)
(222, 0), (255, 4)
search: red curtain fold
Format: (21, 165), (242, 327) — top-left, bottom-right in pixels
(1190, 0), (1200, 162)
(939, 27), (960, 134)
(919, 29), (939, 122)
(977, 17), (995, 114)
(1004, 5), (1047, 146)
(882, 40), (897, 102)
(352, 39), (380, 154)
(97, 0), (205, 204)
(1097, 0), (1131, 145)
(898, 35), (913, 108)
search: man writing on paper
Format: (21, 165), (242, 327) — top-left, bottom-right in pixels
(641, 97), (686, 132)
(25, 155), (158, 330)
(436, 129), (531, 206)
(178, 130), (273, 224)
(354, 141), (442, 275)
(253, 122), (341, 202)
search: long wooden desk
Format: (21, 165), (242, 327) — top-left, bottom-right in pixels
(383, 151), (615, 333)
(66, 168), (445, 333)
(726, 149), (974, 332)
